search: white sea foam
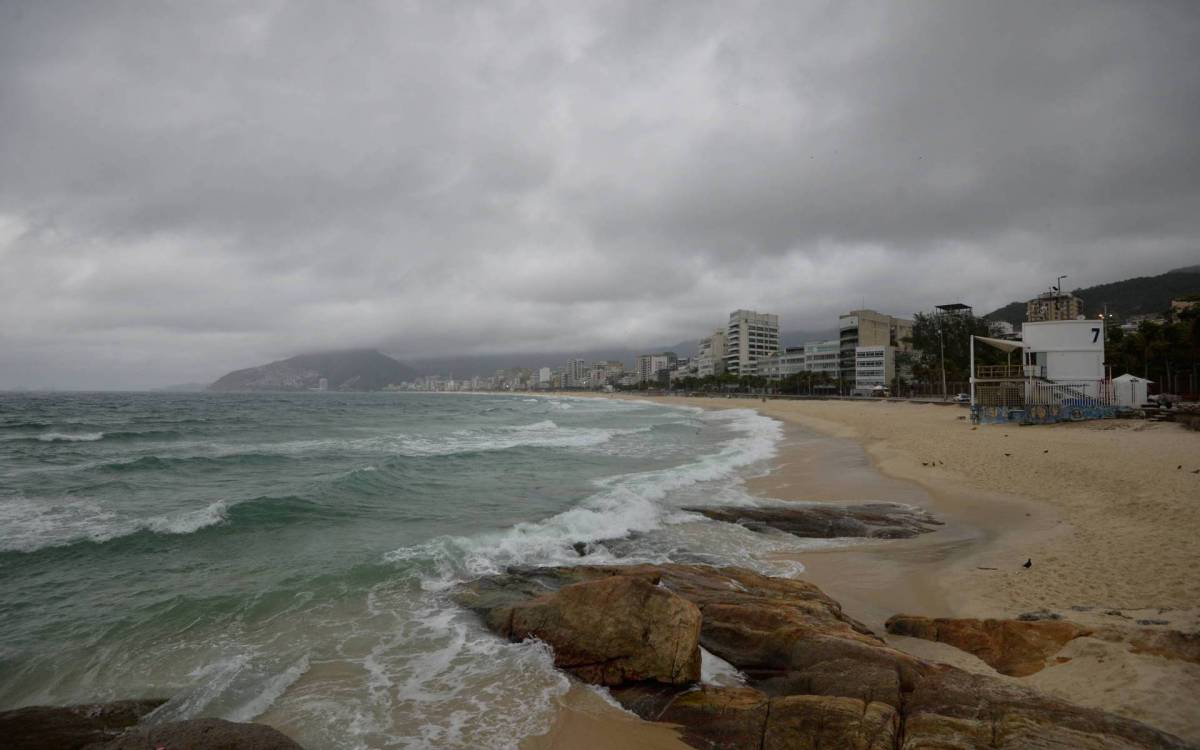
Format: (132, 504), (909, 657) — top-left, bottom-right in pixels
(143, 500), (230, 535)
(386, 407), (784, 582)
(228, 656), (311, 723)
(701, 646), (746, 686)
(388, 420), (651, 457)
(0, 496), (231, 552)
(36, 431), (104, 442)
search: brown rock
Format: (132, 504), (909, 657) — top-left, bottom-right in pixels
(683, 502), (942, 539)
(764, 694), (897, 750)
(0, 700), (164, 750)
(902, 664), (1189, 749)
(632, 686), (771, 750)
(461, 565), (1193, 750)
(885, 613), (1091, 676)
(1121, 627), (1200, 665)
(85, 718), (304, 749)
(499, 574), (702, 686)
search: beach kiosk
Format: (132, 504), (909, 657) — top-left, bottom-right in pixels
(970, 319), (1115, 424)
(1113, 374), (1152, 409)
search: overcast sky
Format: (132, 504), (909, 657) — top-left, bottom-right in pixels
(2, 1), (1198, 388)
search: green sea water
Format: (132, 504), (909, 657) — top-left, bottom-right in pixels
(0, 392), (791, 748)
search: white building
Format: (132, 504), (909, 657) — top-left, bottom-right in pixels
(1020, 320), (1104, 386)
(696, 329), (727, 378)
(757, 348), (807, 380)
(538, 367), (552, 386)
(565, 358), (588, 388)
(725, 309), (780, 376)
(804, 340), (840, 377)
(854, 346), (896, 391)
(972, 318), (1111, 412)
(637, 352), (676, 383)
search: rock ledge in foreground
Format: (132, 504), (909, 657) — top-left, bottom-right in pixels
(460, 564), (1194, 750)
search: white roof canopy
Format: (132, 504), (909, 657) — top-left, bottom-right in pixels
(974, 335), (1024, 352)
(1113, 374), (1153, 383)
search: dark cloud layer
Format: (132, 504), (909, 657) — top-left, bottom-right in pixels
(2, 1), (1198, 388)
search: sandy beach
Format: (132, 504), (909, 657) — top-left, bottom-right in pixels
(525, 395), (1200, 747)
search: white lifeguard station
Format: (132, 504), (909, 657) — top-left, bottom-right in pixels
(970, 319), (1115, 424)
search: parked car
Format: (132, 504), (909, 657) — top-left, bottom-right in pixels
(952, 393), (971, 404)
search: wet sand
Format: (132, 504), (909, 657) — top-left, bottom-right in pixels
(522, 395), (1200, 746)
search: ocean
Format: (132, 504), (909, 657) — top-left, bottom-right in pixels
(0, 391), (798, 748)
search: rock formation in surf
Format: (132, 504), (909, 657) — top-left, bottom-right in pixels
(457, 564), (1194, 750)
(682, 501), (943, 539)
(0, 701), (304, 750)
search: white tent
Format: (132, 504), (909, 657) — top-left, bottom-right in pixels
(1113, 374), (1152, 408)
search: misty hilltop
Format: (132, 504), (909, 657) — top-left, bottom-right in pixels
(208, 350), (417, 392)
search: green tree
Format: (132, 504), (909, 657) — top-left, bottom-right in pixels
(906, 312), (1002, 390)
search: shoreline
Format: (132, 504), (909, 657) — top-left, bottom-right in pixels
(526, 393), (1200, 746)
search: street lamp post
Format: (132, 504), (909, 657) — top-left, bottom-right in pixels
(938, 325), (947, 400)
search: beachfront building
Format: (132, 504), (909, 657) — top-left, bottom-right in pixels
(854, 346), (896, 391)
(724, 309), (780, 376)
(804, 340), (840, 377)
(757, 348), (807, 380)
(564, 358), (588, 388)
(971, 319), (1114, 424)
(669, 358), (696, 384)
(538, 367), (552, 387)
(695, 329), (727, 378)
(1026, 290), (1083, 322)
(838, 309), (913, 385)
(637, 352), (677, 384)
(589, 361), (625, 389)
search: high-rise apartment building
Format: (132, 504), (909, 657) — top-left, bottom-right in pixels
(565, 358), (588, 388)
(637, 352), (677, 383)
(838, 309), (912, 383)
(1026, 291), (1082, 322)
(724, 310), (779, 376)
(695, 329), (727, 378)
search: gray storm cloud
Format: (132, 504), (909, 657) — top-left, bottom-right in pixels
(1, 1), (1198, 388)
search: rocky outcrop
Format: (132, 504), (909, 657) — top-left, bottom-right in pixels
(1123, 627), (1200, 665)
(86, 718), (304, 749)
(0, 702), (304, 750)
(460, 564), (1194, 750)
(885, 614), (1092, 676)
(0, 700), (164, 750)
(487, 574), (702, 685)
(682, 502), (942, 539)
(886, 613), (1200, 676)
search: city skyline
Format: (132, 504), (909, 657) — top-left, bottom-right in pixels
(3, 2), (1199, 389)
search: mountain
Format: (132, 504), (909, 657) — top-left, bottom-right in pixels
(209, 349), (417, 392)
(984, 268), (1200, 326)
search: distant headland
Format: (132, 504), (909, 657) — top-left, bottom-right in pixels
(207, 349), (416, 392)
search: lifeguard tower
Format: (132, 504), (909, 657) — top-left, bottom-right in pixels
(970, 319), (1116, 424)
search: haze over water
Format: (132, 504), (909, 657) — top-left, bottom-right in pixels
(0, 392), (797, 748)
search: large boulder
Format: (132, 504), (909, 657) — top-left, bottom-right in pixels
(484, 573), (702, 686)
(460, 564), (1194, 750)
(85, 718), (303, 749)
(885, 614), (1092, 676)
(0, 700), (164, 750)
(763, 694), (897, 750)
(683, 502), (942, 539)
